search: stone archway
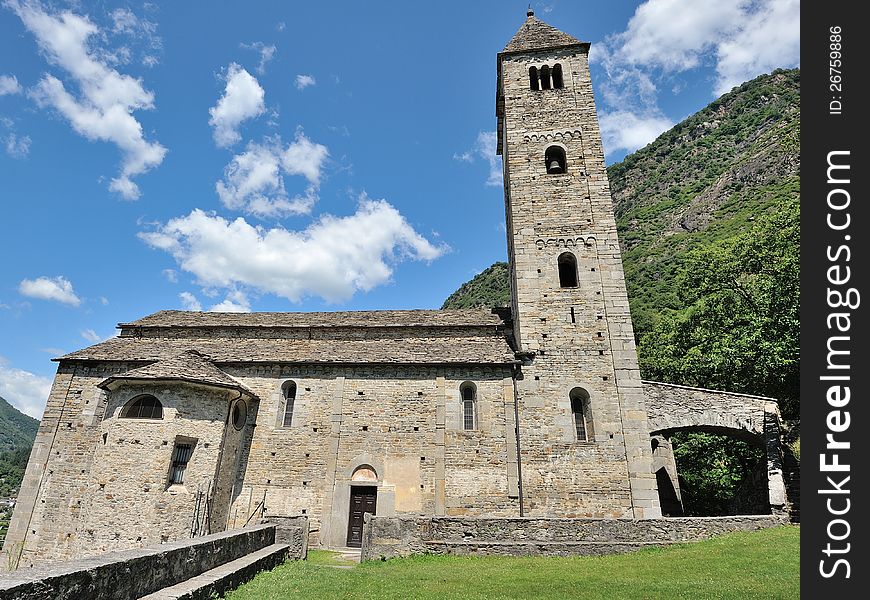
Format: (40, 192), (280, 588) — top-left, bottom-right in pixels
(642, 381), (788, 517)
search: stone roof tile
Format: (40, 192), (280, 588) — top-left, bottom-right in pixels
(502, 12), (584, 54)
(60, 335), (516, 365)
(121, 309), (504, 329)
(97, 350), (256, 395)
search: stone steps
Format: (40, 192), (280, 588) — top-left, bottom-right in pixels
(139, 543), (289, 600)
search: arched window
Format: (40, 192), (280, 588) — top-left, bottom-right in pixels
(540, 65), (552, 90)
(282, 381), (296, 427)
(545, 145), (567, 174)
(528, 66), (540, 91)
(558, 252), (578, 287)
(231, 400), (247, 430)
(552, 64), (564, 89)
(120, 395), (163, 419)
(570, 387), (593, 441)
(460, 382), (476, 431)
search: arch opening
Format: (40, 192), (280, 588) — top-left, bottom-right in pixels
(529, 66), (540, 91)
(558, 252), (578, 288)
(569, 387), (593, 441)
(545, 145), (567, 174)
(282, 380), (297, 427)
(460, 381), (477, 431)
(120, 395), (163, 419)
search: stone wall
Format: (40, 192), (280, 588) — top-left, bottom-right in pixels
(0, 524), (278, 600)
(265, 516), (309, 560)
(223, 363), (520, 549)
(361, 515), (786, 560)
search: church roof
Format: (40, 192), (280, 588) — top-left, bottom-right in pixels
(120, 309), (505, 329)
(97, 350), (256, 395)
(501, 10), (585, 55)
(60, 331), (516, 366)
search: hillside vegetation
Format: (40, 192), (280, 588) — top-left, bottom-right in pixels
(443, 69), (800, 418)
(0, 396), (39, 498)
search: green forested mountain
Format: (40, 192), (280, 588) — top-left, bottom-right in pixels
(0, 396), (39, 498)
(443, 69), (800, 418)
(441, 262), (511, 309)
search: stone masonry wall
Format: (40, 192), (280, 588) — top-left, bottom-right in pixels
(361, 515), (787, 560)
(223, 364), (520, 549)
(500, 44), (659, 517)
(0, 523), (277, 600)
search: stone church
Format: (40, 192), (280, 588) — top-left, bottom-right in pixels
(3, 11), (788, 568)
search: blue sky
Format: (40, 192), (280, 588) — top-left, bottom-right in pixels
(0, 0), (799, 418)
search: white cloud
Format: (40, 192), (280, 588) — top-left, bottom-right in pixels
(99, 296), (109, 305)
(241, 42), (277, 75)
(162, 268), (178, 283)
(18, 275), (81, 306)
(81, 328), (101, 342)
(0, 74), (22, 95)
(109, 7), (162, 67)
(597, 0), (800, 95)
(139, 194), (447, 303)
(295, 74), (316, 90)
(10, 1), (166, 199)
(599, 110), (674, 156)
(454, 132), (502, 186)
(208, 63), (265, 148)
(0, 357), (52, 419)
(179, 291), (202, 311)
(602, 0), (745, 72)
(5, 133), (31, 158)
(215, 131), (328, 218)
(714, 0), (800, 95)
(276, 22), (286, 32)
(208, 290), (250, 313)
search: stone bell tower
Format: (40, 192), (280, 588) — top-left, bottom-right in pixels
(497, 10), (661, 518)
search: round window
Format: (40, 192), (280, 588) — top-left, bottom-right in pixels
(232, 400), (247, 430)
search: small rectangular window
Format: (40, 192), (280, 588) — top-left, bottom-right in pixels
(169, 442), (194, 485)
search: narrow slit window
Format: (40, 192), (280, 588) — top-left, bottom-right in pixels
(169, 442), (193, 485)
(558, 252), (578, 287)
(552, 64), (564, 88)
(120, 395), (163, 419)
(461, 382), (476, 431)
(282, 380), (297, 427)
(529, 66), (540, 91)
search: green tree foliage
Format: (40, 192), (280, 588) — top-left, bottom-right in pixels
(0, 396), (39, 498)
(441, 262), (510, 309)
(671, 432), (764, 516)
(637, 199), (799, 417)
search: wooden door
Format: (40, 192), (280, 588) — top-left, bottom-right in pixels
(346, 486), (377, 548)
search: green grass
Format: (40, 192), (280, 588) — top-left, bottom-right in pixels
(225, 526), (799, 600)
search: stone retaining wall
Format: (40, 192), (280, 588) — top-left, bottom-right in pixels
(361, 515), (786, 560)
(265, 516), (309, 560)
(0, 524), (276, 600)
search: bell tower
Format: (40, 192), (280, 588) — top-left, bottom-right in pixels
(498, 10), (661, 518)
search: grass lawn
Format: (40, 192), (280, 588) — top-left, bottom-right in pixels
(225, 525), (799, 599)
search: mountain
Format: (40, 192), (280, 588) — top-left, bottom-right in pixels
(442, 69), (800, 416)
(441, 262), (510, 309)
(0, 396), (39, 498)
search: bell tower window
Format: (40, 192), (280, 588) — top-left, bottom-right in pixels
(558, 252), (578, 288)
(552, 64), (564, 88)
(529, 66), (540, 91)
(540, 65), (551, 90)
(545, 145), (567, 174)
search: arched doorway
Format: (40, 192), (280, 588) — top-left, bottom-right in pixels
(346, 465), (378, 548)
